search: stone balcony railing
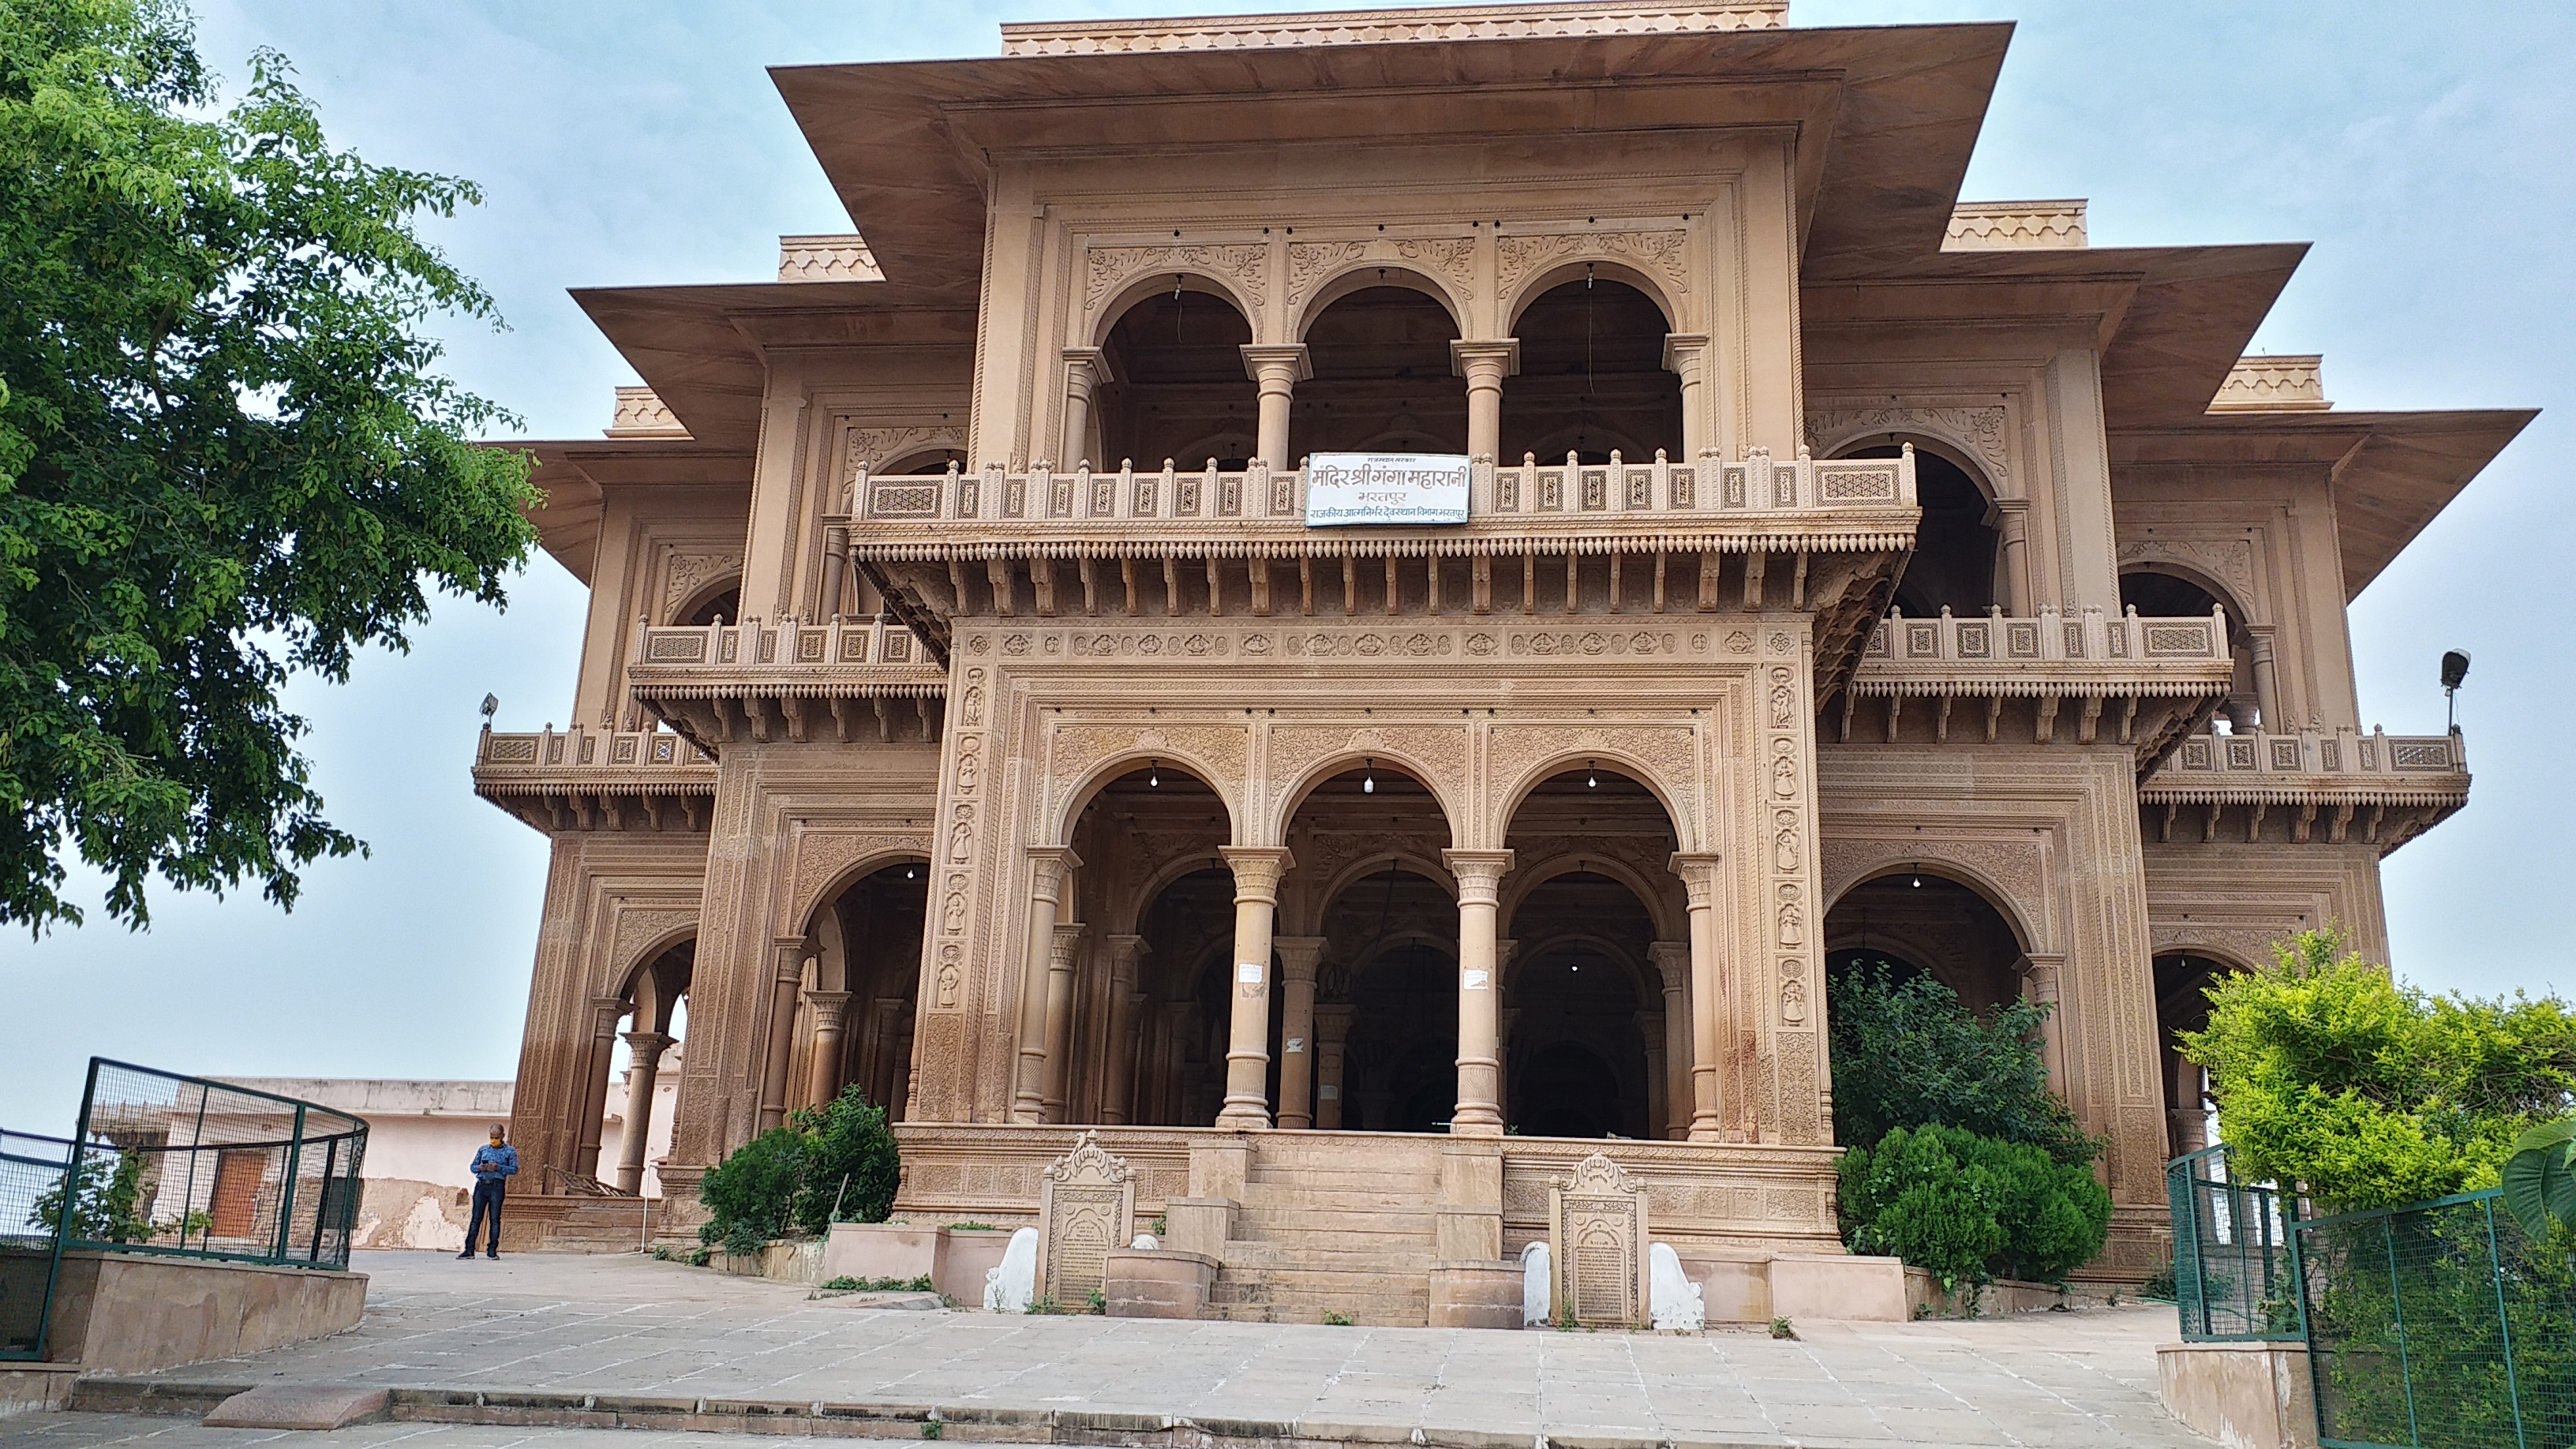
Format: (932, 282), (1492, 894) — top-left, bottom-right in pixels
(471, 726), (716, 833)
(2140, 726), (2469, 852)
(1837, 605), (2237, 765)
(624, 616), (947, 748)
(837, 446), (1915, 556)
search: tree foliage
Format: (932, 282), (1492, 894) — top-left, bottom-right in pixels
(1828, 962), (2096, 1166)
(2182, 930), (2576, 1211)
(0, 0), (537, 931)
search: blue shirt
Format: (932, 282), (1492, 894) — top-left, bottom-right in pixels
(471, 1144), (519, 1182)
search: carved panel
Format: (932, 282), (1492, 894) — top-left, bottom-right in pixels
(1498, 230), (1690, 301)
(1035, 1131), (1136, 1307)
(788, 829), (930, 929)
(1548, 1154), (1646, 1327)
(662, 552), (743, 620)
(1285, 240), (1367, 310)
(608, 907), (698, 985)
(1803, 406), (2011, 490)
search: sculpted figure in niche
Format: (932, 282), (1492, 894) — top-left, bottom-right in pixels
(956, 737), (980, 793)
(1772, 810), (1799, 874)
(1771, 753), (1797, 799)
(1777, 883), (1804, 947)
(1781, 977), (1808, 1024)
(942, 892), (968, 936)
(935, 952), (962, 1009)
(949, 805), (975, 863)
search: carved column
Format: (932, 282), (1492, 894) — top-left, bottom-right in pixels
(1443, 849), (1515, 1137)
(1314, 1002), (1354, 1130)
(2246, 626), (2282, 730)
(756, 948), (808, 1133)
(1990, 498), (2034, 616)
(1639, 1017), (1668, 1142)
(1042, 922), (1084, 1121)
(1669, 854), (1726, 1142)
(1102, 936), (1148, 1125)
(1061, 347), (1110, 469)
(1649, 941), (1692, 1141)
(1662, 335), (1711, 457)
(1239, 345), (1312, 468)
(613, 1031), (674, 1195)
(820, 524), (850, 620)
(1451, 340), (1520, 462)
(1217, 847), (1294, 1129)
(1014, 848), (1081, 1124)
(2022, 951), (2070, 1091)
(1273, 937), (1327, 1129)
(1492, 939), (1519, 1122)
(802, 990), (853, 1111)
(573, 995), (628, 1178)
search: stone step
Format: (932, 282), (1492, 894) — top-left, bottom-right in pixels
(1230, 1205), (1437, 1232)
(1216, 1241), (1434, 1271)
(1204, 1299), (1428, 1327)
(1237, 1181), (1440, 1208)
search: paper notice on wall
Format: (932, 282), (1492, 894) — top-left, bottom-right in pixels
(1286, 1037), (1306, 1054)
(1304, 453), (1470, 526)
(1462, 968), (1491, 990)
(1237, 961), (1264, 983)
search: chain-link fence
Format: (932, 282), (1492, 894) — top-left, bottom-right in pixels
(0, 1131), (72, 1360)
(2293, 1188), (2574, 1449)
(2166, 1144), (2303, 1341)
(65, 1060), (369, 1271)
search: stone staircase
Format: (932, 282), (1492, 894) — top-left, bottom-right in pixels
(1205, 1136), (1440, 1326)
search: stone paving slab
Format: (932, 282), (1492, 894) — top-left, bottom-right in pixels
(6, 1251), (2212, 1449)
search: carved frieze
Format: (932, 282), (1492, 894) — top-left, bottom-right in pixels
(1803, 406), (2012, 489)
(1498, 230), (1690, 300)
(662, 551), (743, 617)
(1285, 240), (1367, 311)
(1088, 242), (1269, 316)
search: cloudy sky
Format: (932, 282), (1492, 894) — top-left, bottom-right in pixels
(4, 0), (2568, 1132)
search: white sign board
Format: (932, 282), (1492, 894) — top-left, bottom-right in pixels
(1304, 453), (1470, 526)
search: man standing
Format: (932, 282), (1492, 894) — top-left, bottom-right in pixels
(460, 1125), (518, 1259)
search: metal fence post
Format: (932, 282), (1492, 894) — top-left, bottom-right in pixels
(2482, 1196), (2529, 1449)
(273, 1104), (305, 1264)
(2384, 1211), (2419, 1447)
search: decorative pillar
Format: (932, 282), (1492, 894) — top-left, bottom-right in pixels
(1314, 1003), (1354, 1130)
(1014, 848), (1081, 1123)
(1216, 847), (1294, 1129)
(820, 524), (850, 620)
(1493, 940), (1519, 1122)
(1102, 936), (1148, 1125)
(1451, 340), (1520, 462)
(1443, 849), (1515, 1137)
(1669, 855), (1726, 1142)
(1061, 347), (1110, 469)
(572, 996), (629, 1178)
(1273, 938), (1327, 1129)
(613, 1030), (674, 1194)
(1990, 498), (2034, 616)
(1662, 335), (1711, 457)
(1042, 922), (1084, 1121)
(802, 990), (853, 1111)
(2247, 626), (2282, 731)
(1639, 1017), (1668, 1143)
(1648, 941), (1692, 1141)
(2021, 952), (2070, 1091)
(1239, 345), (1311, 469)
(755, 948), (807, 1133)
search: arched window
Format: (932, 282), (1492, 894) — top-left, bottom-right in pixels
(1504, 278), (1678, 463)
(1298, 284), (1466, 459)
(1848, 446), (1997, 616)
(1096, 287), (1256, 470)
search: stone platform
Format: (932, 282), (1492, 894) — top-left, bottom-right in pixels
(3, 1250), (2216, 1449)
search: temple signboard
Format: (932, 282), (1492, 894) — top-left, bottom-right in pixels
(1304, 453), (1470, 526)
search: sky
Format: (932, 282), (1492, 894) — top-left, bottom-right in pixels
(4, 0), (2570, 1133)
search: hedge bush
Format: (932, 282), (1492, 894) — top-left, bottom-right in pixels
(1828, 963), (2094, 1166)
(698, 1084), (900, 1254)
(1837, 1123), (2111, 1290)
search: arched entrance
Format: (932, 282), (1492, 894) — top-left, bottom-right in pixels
(1297, 283), (1466, 458)
(1095, 286), (1257, 470)
(1503, 276), (1679, 462)
(1823, 870), (2027, 1019)
(2154, 950), (2234, 1156)
(1844, 444), (1997, 616)
(2122, 568), (2261, 731)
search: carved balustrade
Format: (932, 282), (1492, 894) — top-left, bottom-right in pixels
(1838, 605), (2236, 766)
(2139, 725), (2469, 854)
(625, 615), (947, 749)
(839, 446), (1914, 541)
(472, 726), (715, 833)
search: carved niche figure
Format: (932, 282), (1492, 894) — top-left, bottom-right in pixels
(1769, 667), (1795, 727)
(1777, 883), (1804, 947)
(1780, 977), (1808, 1024)
(948, 804), (975, 863)
(955, 736), (981, 793)
(1771, 752), (1797, 799)
(1772, 810), (1799, 874)
(960, 668), (987, 726)
(942, 892), (968, 936)
(935, 953), (962, 1009)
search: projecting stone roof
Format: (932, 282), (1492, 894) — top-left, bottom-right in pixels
(998, 2), (1786, 55)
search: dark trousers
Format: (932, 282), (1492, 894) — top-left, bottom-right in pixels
(466, 1180), (505, 1255)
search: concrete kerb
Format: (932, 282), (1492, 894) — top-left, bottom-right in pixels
(62, 1378), (1792, 1449)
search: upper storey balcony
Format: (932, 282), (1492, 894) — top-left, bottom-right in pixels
(472, 724), (714, 833)
(2139, 724), (2469, 854)
(624, 615), (948, 751)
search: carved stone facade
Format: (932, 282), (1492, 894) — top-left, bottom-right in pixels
(479, 0), (2518, 1314)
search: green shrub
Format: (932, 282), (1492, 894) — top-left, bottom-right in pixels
(698, 1084), (904, 1253)
(2184, 930), (2576, 1211)
(1838, 1124), (2110, 1290)
(34, 1148), (151, 1244)
(792, 1087), (900, 1234)
(1828, 964), (2095, 1166)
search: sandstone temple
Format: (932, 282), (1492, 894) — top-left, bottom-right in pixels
(470, 0), (2529, 1319)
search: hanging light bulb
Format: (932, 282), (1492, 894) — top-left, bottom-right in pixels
(1911, 870), (1923, 889)
(1148, 760), (1159, 788)
(1586, 760), (1597, 788)
(1362, 758), (1376, 794)
(905, 865), (917, 881)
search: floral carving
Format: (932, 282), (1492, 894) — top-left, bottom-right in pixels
(1803, 406), (2010, 489)
(1391, 236), (1476, 290)
(1498, 230), (1690, 298)
(1286, 240), (1367, 310)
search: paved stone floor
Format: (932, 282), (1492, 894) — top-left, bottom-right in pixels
(1, 1251), (2211, 1448)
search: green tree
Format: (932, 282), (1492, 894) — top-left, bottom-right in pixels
(0, 0), (537, 932)
(789, 1085), (900, 1234)
(2183, 929), (2576, 1211)
(1827, 963), (2096, 1165)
